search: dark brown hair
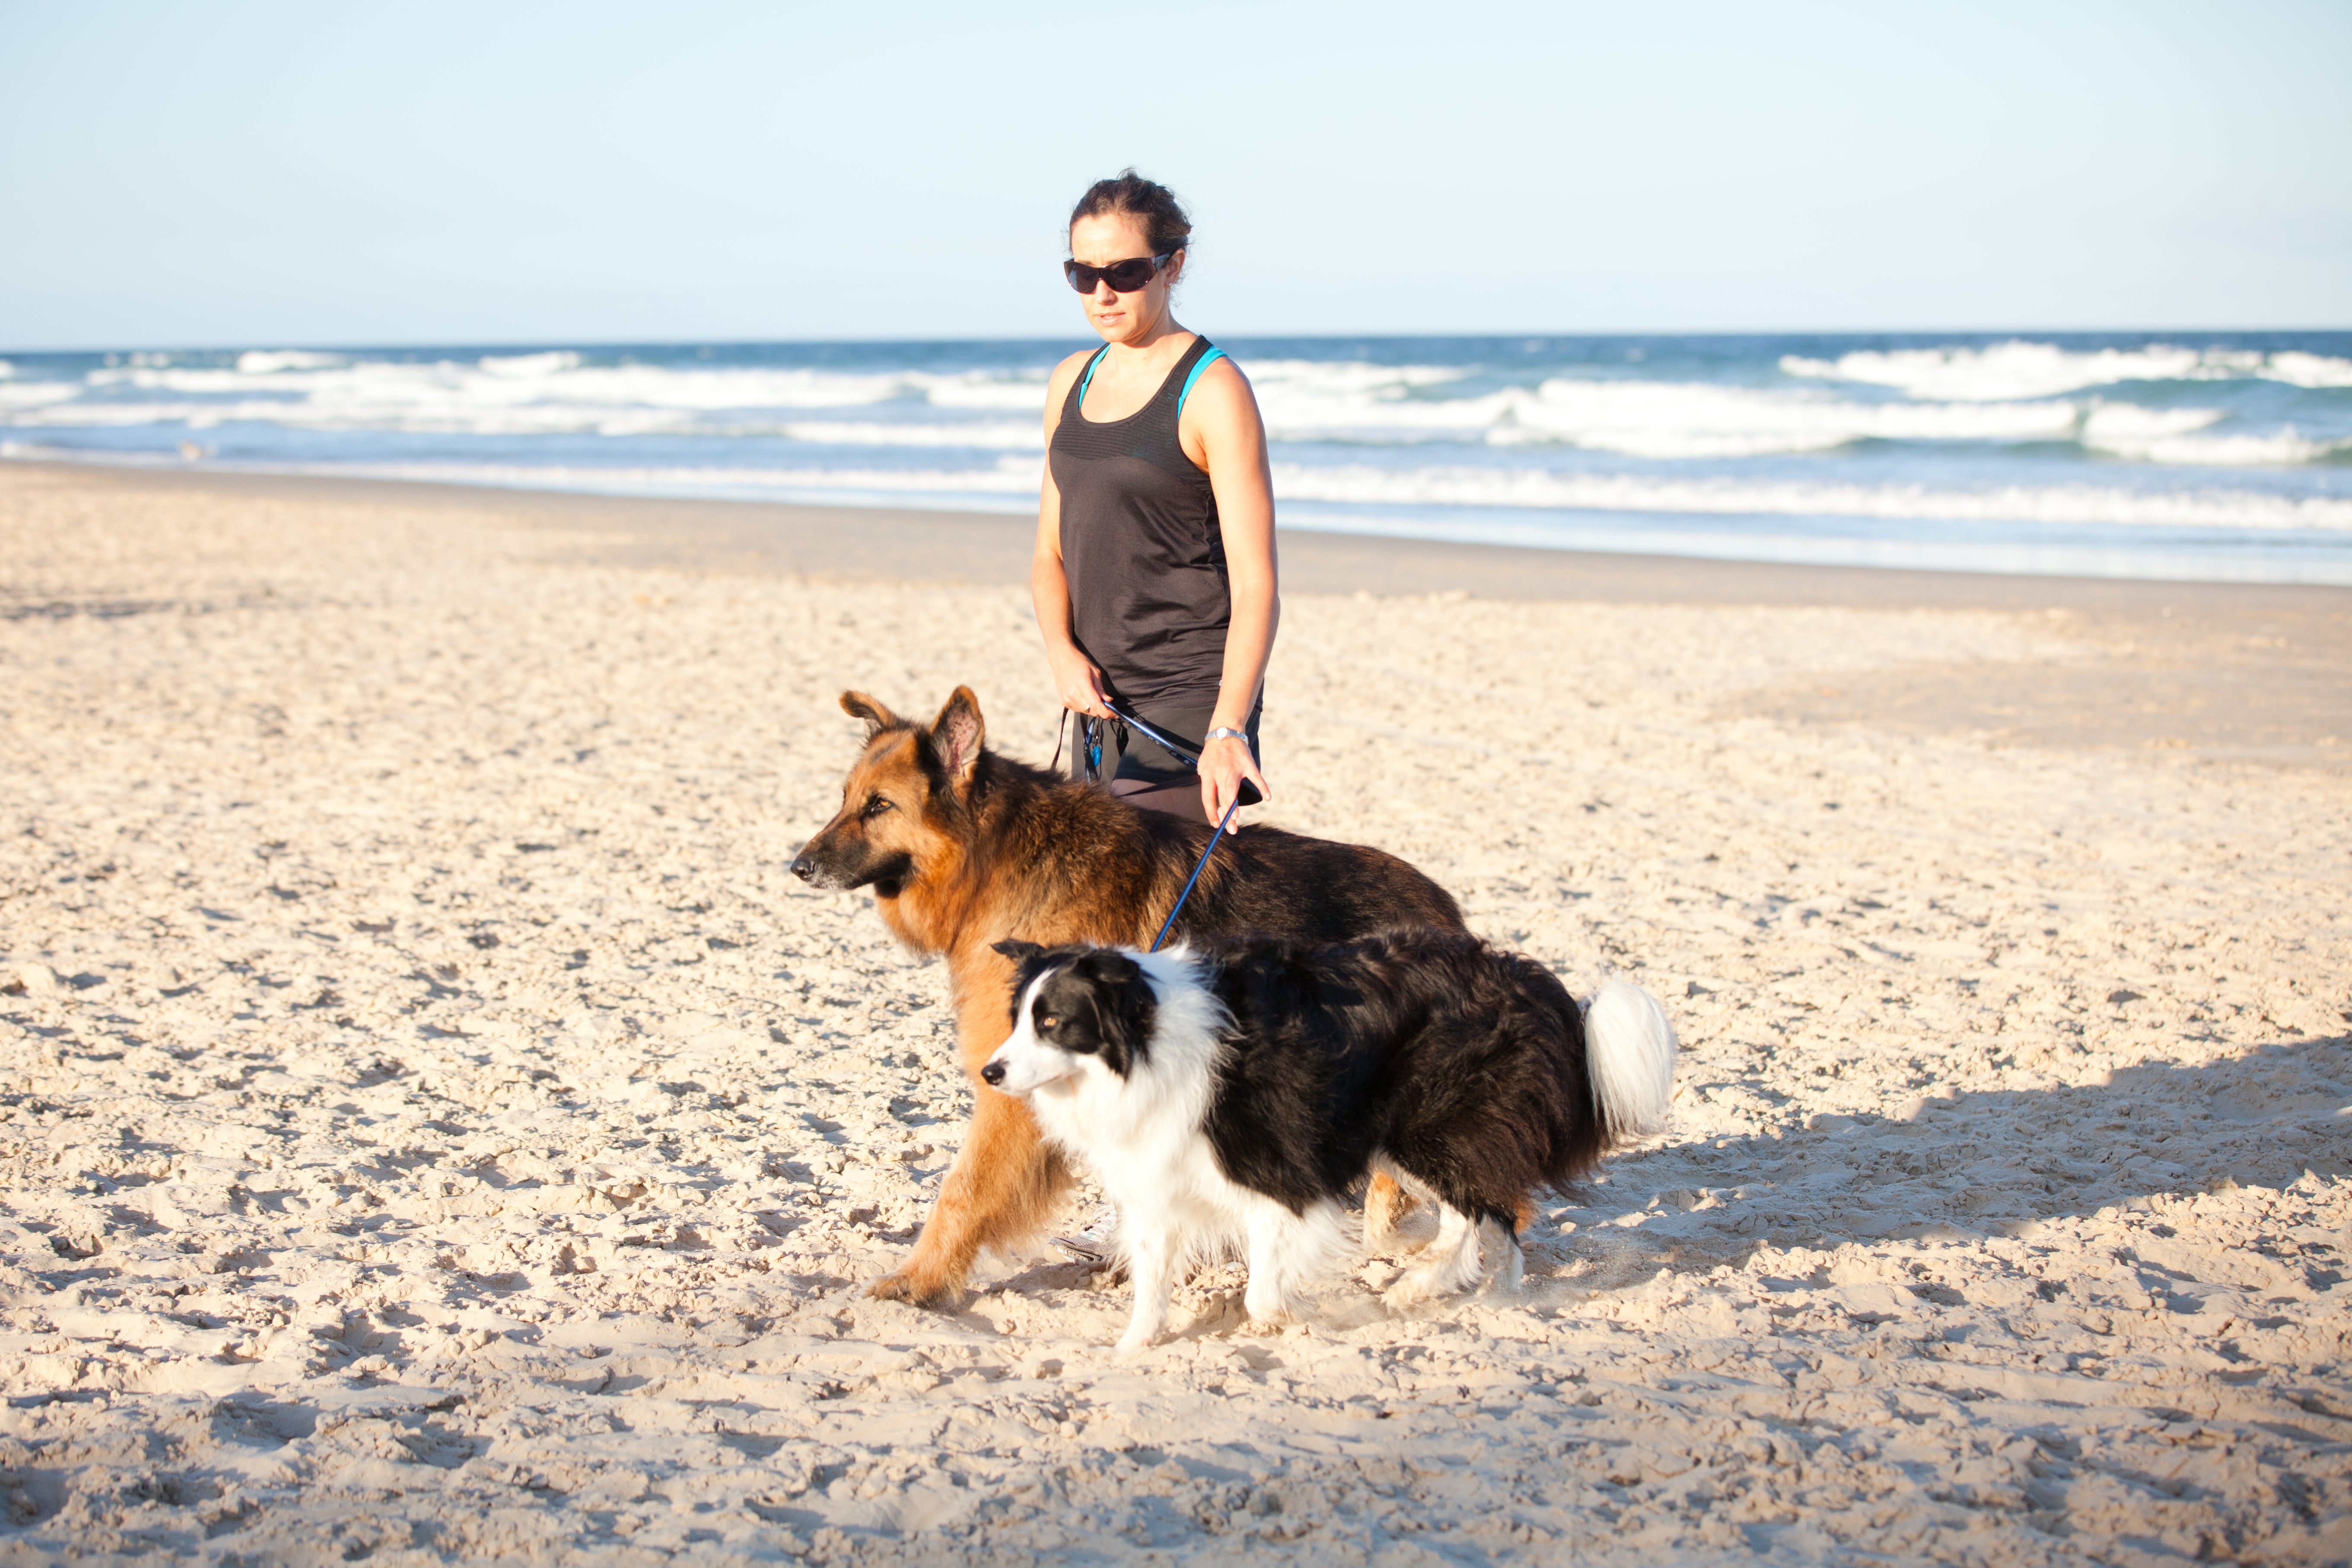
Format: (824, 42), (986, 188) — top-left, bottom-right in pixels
(1068, 170), (1192, 257)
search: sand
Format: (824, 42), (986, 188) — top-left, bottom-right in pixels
(1, 460), (2346, 1566)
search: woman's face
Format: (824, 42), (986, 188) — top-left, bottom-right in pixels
(1069, 211), (1182, 345)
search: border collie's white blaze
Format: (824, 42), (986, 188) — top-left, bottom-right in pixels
(984, 931), (1678, 1352)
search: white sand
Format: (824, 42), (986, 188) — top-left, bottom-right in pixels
(2, 463), (2346, 1565)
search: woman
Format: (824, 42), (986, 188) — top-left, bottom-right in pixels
(1033, 172), (1276, 824)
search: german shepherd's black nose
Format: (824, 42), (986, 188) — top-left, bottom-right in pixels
(790, 852), (818, 882)
(980, 1060), (1006, 1087)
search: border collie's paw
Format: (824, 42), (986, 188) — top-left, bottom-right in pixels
(1381, 1274), (1440, 1310)
(869, 1270), (962, 1310)
(1477, 1243), (1525, 1296)
(1241, 1289), (1297, 1328)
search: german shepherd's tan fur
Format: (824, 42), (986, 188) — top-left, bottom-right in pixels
(789, 687), (1464, 1307)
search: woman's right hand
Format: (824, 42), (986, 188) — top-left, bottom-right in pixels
(1049, 646), (1111, 718)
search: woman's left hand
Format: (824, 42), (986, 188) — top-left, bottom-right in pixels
(1199, 735), (1270, 824)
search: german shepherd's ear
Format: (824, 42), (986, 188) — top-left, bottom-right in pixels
(929, 686), (986, 785)
(839, 690), (899, 739)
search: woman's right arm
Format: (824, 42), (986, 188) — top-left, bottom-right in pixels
(1034, 349), (1111, 718)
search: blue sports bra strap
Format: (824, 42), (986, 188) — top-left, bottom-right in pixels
(1176, 346), (1228, 415)
(1077, 345), (1111, 403)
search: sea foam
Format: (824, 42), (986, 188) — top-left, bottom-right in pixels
(1781, 340), (2352, 401)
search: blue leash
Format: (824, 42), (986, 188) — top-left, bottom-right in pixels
(1061, 702), (1253, 950)
(1150, 795), (1243, 952)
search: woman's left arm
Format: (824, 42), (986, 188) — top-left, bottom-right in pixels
(1182, 358), (1279, 822)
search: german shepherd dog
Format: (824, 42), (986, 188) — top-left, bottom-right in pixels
(789, 687), (1464, 1307)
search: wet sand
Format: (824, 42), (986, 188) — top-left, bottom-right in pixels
(2, 460), (2347, 1565)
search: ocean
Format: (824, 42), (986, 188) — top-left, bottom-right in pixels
(5, 332), (2349, 584)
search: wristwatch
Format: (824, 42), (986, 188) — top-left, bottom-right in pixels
(1204, 727), (1250, 744)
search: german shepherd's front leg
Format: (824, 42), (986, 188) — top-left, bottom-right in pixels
(870, 1091), (1069, 1308)
(870, 969), (1071, 1308)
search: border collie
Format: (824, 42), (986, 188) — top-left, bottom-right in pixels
(982, 930), (1677, 1353)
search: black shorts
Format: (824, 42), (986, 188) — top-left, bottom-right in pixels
(1067, 699), (1264, 789)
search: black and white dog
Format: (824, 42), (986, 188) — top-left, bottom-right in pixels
(982, 930), (1677, 1353)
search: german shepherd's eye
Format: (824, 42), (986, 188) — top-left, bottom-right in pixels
(860, 795), (894, 820)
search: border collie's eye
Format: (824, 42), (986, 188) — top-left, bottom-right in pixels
(861, 796), (894, 820)
(1037, 1015), (1061, 1031)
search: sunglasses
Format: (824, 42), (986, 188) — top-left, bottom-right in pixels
(1063, 252), (1173, 294)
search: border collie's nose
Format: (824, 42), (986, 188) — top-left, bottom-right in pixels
(789, 853), (817, 882)
(980, 1060), (1006, 1087)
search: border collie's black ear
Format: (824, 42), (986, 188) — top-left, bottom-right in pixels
(930, 686), (986, 785)
(840, 690), (898, 739)
(991, 938), (1043, 966)
(1073, 948), (1142, 986)
(993, 938), (1046, 1023)
(1074, 949), (1156, 1075)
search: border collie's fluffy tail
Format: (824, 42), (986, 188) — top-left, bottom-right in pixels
(1585, 980), (1678, 1138)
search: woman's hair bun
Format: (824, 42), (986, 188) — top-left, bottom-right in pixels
(1069, 170), (1192, 257)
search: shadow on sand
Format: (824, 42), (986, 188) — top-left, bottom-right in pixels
(1528, 1032), (2349, 1292)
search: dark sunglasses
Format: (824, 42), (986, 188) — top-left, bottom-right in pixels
(1063, 252), (1173, 294)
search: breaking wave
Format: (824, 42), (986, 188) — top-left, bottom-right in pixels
(6, 331), (2348, 583)
(1266, 466), (2352, 531)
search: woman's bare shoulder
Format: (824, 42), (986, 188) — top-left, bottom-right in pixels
(1178, 353), (1262, 432)
(1192, 350), (1253, 396)
(1042, 347), (1099, 433)
(1046, 348), (1099, 396)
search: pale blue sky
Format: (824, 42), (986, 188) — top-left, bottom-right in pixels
(3, 0), (2347, 349)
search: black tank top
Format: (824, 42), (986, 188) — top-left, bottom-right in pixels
(1049, 335), (1229, 705)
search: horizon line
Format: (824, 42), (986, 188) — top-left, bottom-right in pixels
(7, 324), (2352, 358)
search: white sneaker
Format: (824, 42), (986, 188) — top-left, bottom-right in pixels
(1052, 1206), (1117, 1265)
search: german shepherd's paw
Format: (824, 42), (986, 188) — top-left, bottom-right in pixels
(868, 1271), (964, 1310)
(1361, 1172), (1419, 1246)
